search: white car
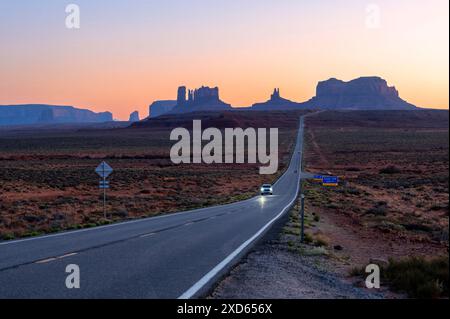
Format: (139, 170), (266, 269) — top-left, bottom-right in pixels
(260, 184), (273, 196)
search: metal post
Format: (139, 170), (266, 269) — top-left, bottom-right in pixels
(300, 194), (305, 243)
(103, 177), (106, 219)
(96, 161), (113, 221)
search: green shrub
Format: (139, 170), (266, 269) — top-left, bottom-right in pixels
(402, 223), (433, 232)
(430, 204), (444, 211)
(349, 266), (365, 277)
(377, 221), (405, 232)
(383, 256), (449, 299)
(304, 246), (328, 256)
(303, 232), (314, 244)
(314, 236), (329, 247)
(366, 201), (388, 216)
(83, 223), (98, 229)
(380, 165), (402, 174)
(2, 233), (15, 241)
(22, 231), (43, 238)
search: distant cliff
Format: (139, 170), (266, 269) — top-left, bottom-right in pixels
(303, 77), (417, 110)
(149, 100), (177, 118)
(0, 105), (113, 126)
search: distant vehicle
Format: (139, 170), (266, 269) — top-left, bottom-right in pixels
(260, 184), (273, 196)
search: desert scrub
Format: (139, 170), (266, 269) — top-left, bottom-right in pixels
(314, 235), (329, 247)
(366, 201), (388, 216)
(383, 256), (448, 299)
(1, 233), (15, 241)
(303, 246), (328, 256)
(303, 232), (314, 244)
(349, 266), (365, 277)
(22, 231), (44, 238)
(376, 221), (405, 233)
(379, 165), (402, 174)
(283, 226), (300, 236)
(350, 256), (449, 299)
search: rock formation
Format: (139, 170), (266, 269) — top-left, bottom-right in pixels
(129, 111), (140, 122)
(0, 104), (113, 126)
(170, 86), (232, 113)
(148, 100), (177, 118)
(250, 77), (418, 111)
(252, 88), (301, 110)
(303, 77), (417, 110)
(146, 76), (418, 117)
(177, 87), (187, 107)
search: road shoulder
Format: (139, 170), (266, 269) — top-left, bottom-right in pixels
(209, 202), (387, 299)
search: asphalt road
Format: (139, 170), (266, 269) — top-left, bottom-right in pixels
(0, 117), (305, 299)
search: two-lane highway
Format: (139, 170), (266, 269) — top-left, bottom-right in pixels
(0, 117), (305, 299)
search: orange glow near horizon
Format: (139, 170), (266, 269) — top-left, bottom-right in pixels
(0, 0), (448, 120)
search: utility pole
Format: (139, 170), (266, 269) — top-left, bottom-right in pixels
(300, 193), (305, 243)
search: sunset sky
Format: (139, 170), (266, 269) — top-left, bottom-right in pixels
(0, 0), (448, 120)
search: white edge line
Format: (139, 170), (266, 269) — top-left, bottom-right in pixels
(35, 258), (57, 264)
(178, 118), (303, 299)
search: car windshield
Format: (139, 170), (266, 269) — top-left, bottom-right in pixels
(262, 184), (271, 187)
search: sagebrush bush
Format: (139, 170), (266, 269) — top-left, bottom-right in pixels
(379, 165), (402, 174)
(383, 256), (449, 299)
(314, 235), (329, 247)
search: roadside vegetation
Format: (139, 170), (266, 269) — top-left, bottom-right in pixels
(302, 110), (449, 299)
(282, 188), (330, 256)
(350, 256), (448, 299)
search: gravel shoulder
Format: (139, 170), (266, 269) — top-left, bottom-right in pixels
(209, 204), (387, 299)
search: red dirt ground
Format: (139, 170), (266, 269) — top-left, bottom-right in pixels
(303, 110), (449, 272)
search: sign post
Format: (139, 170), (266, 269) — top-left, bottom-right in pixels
(95, 161), (113, 219)
(300, 194), (305, 243)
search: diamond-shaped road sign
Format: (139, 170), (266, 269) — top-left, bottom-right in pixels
(95, 161), (113, 179)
